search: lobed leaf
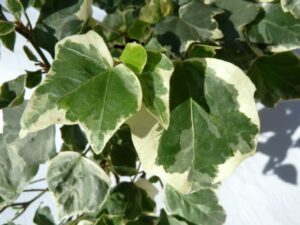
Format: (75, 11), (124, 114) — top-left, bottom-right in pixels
(47, 151), (110, 219)
(248, 51), (300, 107)
(128, 58), (259, 194)
(21, 31), (143, 154)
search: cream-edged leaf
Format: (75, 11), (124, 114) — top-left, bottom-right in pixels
(33, 0), (92, 56)
(248, 3), (300, 51)
(128, 58), (259, 194)
(47, 152), (110, 219)
(140, 51), (174, 128)
(155, 0), (223, 52)
(0, 102), (56, 208)
(163, 185), (226, 225)
(281, 0), (300, 19)
(21, 31), (142, 154)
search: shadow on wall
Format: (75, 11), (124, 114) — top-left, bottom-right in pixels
(258, 101), (300, 185)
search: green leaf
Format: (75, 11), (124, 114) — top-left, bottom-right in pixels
(120, 42), (148, 74)
(128, 58), (259, 193)
(139, 0), (174, 24)
(33, 0), (92, 56)
(108, 124), (138, 176)
(1, 31), (16, 51)
(139, 51), (174, 128)
(0, 102), (55, 208)
(127, 215), (158, 225)
(25, 70), (42, 88)
(163, 185), (226, 225)
(214, 0), (260, 37)
(248, 51), (300, 107)
(33, 206), (56, 225)
(281, 0), (300, 19)
(104, 182), (155, 220)
(0, 20), (15, 36)
(47, 151), (110, 219)
(127, 20), (151, 41)
(23, 45), (38, 62)
(186, 43), (220, 58)
(60, 125), (88, 152)
(95, 214), (123, 225)
(248, 3), (300, 51)
(21, 31), (142, 154)
(6, 0), (24, 20)
(145, 37), (167, 52)
(158, 210), (192, 225)
(155, 0), (223, 52)
(0, 75), (25, 109)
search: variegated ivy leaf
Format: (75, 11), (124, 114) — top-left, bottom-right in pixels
(0, 102), (55, 209)
(214, 0), (260, 37)
(163, 185), (226, 225)
(33, 206), (56, 225)
(248, 3), (300, 52)
(139, 50), (174, 128)
(0, 75), (25, 109)
(33, 0), (92, 56)
(47, 152), (111, 219)
(21, 31), (142, 154)
(155, 0), (223, 52)
(6, 0), (24, 20)
(281, 0), (300, 19)
(139, 0), (174, 24)
(128, 58), (259, 194)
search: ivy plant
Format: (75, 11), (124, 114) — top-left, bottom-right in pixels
(0, 0), (299, 224)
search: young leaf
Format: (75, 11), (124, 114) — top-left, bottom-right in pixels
(0, 75), (25, 109)
(248, 51), (300, 107)
(47, 152), (111, 219)
(155, 0), (223, 52)
(248, 3), (300, 51)
(186, 43), (220, 58)
(128, 58), (259, 193)
(120, 42), (148, 74)
(163, 185), (226, 225)
(21, 31), (142, 154)
(33, 206), (56, 225)
(281, 0), (300, 19)
(139, 51), (174, 128)
(33, 0), (92, 56)
(0, 20), (15, 36)
(6, 0), (24, 20)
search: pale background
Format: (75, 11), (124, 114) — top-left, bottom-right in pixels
(1, 2), (300, 225)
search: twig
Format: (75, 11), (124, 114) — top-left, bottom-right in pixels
(29, 178), (46, 184)
(0, 189), (48, 216)
(23, 188), (48, 192)
(0, 7), (51, 69)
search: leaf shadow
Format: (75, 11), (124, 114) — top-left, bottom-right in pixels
(258, 101), (300, 185)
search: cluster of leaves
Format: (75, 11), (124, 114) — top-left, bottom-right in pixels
(0, 0), (299, 224)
